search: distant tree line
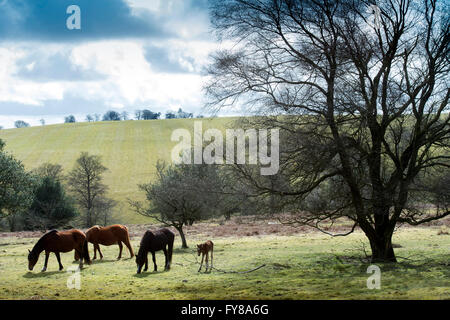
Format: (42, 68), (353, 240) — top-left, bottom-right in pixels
(9, 107), (199, 129)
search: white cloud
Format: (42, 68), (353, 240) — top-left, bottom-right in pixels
(0, 39), (214, 125)
(68, 40), (207, 108)
(0, 47), (65, 106)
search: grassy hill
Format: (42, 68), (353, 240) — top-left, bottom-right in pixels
(0, 117), (239, 224)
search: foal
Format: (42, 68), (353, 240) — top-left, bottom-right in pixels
(197, 240), (214, 273)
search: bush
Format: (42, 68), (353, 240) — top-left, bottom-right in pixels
(14, 120), (30, 128)
(26, 177), (78, 230)
(102, 111), (121, 121)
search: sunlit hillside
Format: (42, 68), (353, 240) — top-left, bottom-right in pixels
(0, 118), (239, 223)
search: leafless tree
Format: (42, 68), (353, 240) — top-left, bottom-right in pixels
(67, 152), (111, 227)
(205, 0), (449, 262)
(130, 161), (223, 248)
(33, 163), (65, 183)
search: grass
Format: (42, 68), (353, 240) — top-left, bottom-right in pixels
(0, 118), (238, 223)
(0, 226), (448, 300)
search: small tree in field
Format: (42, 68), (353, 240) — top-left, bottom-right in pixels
(14, 120), (30, 128)
(102, 110), (121, 121)
(130, 161), (222, 248)
(64, 115), (76, 123)
(67, 152), (113, 227)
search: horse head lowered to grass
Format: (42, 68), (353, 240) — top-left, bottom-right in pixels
(135, 228), (174, 274)
(28, 229), (90, 272)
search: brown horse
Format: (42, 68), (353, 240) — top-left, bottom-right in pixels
(197, 240), (214, 273)
(136, 228), (174, 274)
(84, 224), (134, 260)
(28, 229), (91, 272)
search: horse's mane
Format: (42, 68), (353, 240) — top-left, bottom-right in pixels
(140, 230), (153, 246)
(32, 230), (58, 253)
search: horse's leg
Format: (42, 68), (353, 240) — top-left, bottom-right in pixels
(144, 253), (148, 272)
(55, 252), (63, 271)
(163, 248), (168, 270)
(76, 246), (83, 270)
(42, 251), (50, 272)
(152, 252), (157, 272)
(97, 244), (104, 260)
(198, 253), (204, 272)
(117, 241), (123, 260)
(205, 251), (209, 272)
(92, 243), (97, 260)
(210, 248), (213, 272)
(124, 238), (134, 258)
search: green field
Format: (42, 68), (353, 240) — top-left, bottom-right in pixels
(0, 118), (238, 223)
(0, 226), (449, 300)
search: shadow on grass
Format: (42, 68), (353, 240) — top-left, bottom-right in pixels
(23, 271), (62, 278)
(133, 269), (171, 278)
(308, 252), (450, 279)
(173, 247), (195, 254)
(89, 259), (117, 264)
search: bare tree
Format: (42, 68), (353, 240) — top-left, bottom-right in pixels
(33, 163), (65, 183)
(67, 152), (110, 227)
(121, 111), (129, 121)
(206, 0), (449, 262)
(92, 197), (117, 226)
(130, 161), (222, 248)
(94, 113), (101, 122)
(135, 110), (141, 120)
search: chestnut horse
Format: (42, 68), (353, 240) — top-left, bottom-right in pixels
(197, 240), (214, 272)
(76, 224), (134, 261)
(135, 228), (174, 274)
(28, 229), (91, 272)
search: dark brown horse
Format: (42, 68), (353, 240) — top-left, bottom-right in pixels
(28, 229), (91, 272)
(83, 224), (134, 260)
(197, 240), (214, 272)
(135, 228), (174, 274)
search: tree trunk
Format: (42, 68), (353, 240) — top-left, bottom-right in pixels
(8, 215), (16, 232)
(86, 207), (92, 228)
(367, 232), (397, 263)
(175, 225), (188, 248)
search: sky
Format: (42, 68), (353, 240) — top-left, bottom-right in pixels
(0, 0), (237, 129)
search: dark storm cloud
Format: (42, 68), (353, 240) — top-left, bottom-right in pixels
(0, 0), (170, 42)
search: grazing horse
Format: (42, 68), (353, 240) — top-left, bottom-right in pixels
(83, 224), (134, 260)
(197, 240), (214, 272)
(28, 229), (91, 272)
(135, 228), (174, 274)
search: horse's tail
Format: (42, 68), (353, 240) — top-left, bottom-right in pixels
(124, 226), (134, 257)
(167, 235), (174, 265)
(83, 239), (91, 265)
